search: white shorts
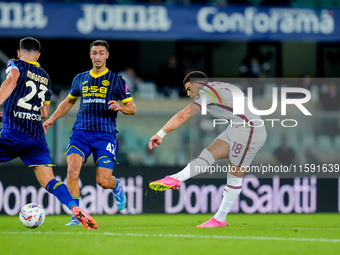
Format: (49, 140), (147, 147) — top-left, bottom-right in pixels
(216, 126), (267, 167)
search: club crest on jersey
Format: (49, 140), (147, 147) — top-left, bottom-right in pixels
(102, 80), (110, 86)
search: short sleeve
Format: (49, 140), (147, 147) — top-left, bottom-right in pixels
(44, 74), (52, 103)
(68, 75), (81, 98)
(116, 75), (133, 103)
(6, 59), (19, 75)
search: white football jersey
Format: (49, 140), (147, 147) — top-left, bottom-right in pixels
(193, 81), (267, 166)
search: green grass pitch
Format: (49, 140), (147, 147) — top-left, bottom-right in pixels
(0, 213), (339, 255)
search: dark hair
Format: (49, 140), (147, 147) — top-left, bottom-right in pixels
(90, 40), (109, 51)
(183, 71), (207, 85)
(19, 37), (41, 52)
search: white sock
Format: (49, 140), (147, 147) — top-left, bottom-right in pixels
(170, 148), (215, 182)
(214, 173), (243, 222)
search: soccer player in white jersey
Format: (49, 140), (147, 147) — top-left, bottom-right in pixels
(149, 71), (267, 227)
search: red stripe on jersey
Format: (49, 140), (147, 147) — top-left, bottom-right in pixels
(192, 102), (201, 108)
(204, 84), (222, 105)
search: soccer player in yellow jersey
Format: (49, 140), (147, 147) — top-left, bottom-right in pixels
(0, 37), (97, 229)
(44, 40), (136, 225)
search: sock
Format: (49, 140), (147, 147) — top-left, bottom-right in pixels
(170, 148), (215, 181)
(214, 173), (243, 222)
(72, 196), (80, 206)
(46, 179), (77, 210)
(113, 178), (120, 192)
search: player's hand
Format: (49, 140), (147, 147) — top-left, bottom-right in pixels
(108, 100), (122, 111)
(0, 112), (2, 122)
(43, 119), (53, 134)
(149, 134), (163, 149)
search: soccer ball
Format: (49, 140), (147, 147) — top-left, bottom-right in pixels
(19, 203), (45, 228)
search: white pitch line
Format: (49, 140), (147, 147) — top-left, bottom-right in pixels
(1, 231), (340, 243)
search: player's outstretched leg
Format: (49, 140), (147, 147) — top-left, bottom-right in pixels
(197, 217), (226, 228)
(72, 206), (98, 229)
(113, 179), (127, 210)
(149, 176), (181, 191)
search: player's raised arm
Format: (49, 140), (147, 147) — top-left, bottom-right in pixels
(148, 102), (200, 150)
(43, 95), (77, 133)
(0, 69), (20, 106)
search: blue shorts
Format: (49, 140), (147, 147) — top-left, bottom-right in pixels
(66, 129), (118, 170)
(0, 128), (53, 167)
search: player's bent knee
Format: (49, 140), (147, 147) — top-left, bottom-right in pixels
(96, 178), (111, 189)
(67, 167), (81, 180)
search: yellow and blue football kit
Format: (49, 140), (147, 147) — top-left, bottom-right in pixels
(0, 59), (53, 166)
(66, 68), (133, 169)
(0, 58), (80, 212)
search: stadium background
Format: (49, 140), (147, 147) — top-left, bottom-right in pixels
(0, 0), (339, 215)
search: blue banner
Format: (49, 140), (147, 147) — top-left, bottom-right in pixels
(0, 1), (339, 41)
